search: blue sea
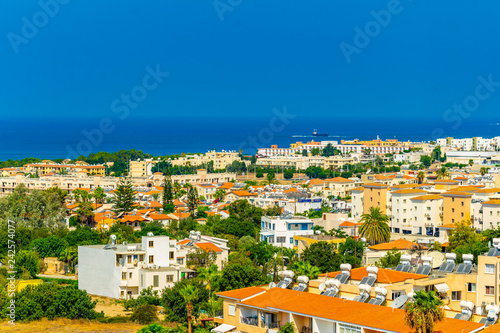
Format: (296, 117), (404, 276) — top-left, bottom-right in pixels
(0, 115), (499, 161)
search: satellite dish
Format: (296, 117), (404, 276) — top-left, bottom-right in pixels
(428, 251), (445, 268)
(391, 295), (409, 309)
(110, 234), (117, 240)
(147, 232), (154, 236)
(269, 282), (276, 289)
(319, 282), (326, 292)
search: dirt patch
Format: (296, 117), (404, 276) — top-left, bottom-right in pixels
(92, 296), (132, 317)
(0, 318), (144, 333)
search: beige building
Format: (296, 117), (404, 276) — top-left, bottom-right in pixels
(129, 160), (157, 178)
(170, 150), (242, 170)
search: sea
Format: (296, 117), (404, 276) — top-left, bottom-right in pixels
(0, 116), (499, 161)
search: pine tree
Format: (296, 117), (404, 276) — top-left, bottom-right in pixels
(187, 186), (198, 213)
(112, 178), (135, 214)
(163, 170), (174, 213)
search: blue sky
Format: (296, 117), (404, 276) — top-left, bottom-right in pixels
(1, 0), (500, 126)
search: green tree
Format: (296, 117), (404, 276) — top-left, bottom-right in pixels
(266, 170), (276, 184)
(163, 170), (175, 213)
(161, 280), (208, 323)
(93, 186), (105, 204)
(238, 235), (255, 249)
(480, 167), (489, 176)
(377, 248), (401, 268)
(417, 171), (425, 184)
(311, 148), (321, 156)
(283, 169), (294, 179)
(359, 207), (390, 245)
(279, 322), (295, 333)
(301, 242), (339, 273)
(214, 189), (226, 202)
(404, 290), (445, 333)
(436, 166), (449, 179)
(15, 250), (39, 278)
(448, 220), (488, 264)
(420, 155), (431, 168)
(187, 187), (199, 214)
(76, 201), (95, 228)
(294, 261), (321, 279)
(196, 264), (220, 300)
(32, 235), (68, 258)
(302, 149), (308, 157)
(46, 187), (68, 205)
(112, 178), (136, 214)
(179, 284), (199, 333)
(218, 258), (270, 291)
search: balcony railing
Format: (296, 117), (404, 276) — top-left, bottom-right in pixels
(300, 326), (312, 333)
(261, 321), (281, 329)
(241, 316), (258, 326)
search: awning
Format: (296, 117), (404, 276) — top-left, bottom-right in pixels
(212, 324), (236, 333)
(434, 283), (450, 293)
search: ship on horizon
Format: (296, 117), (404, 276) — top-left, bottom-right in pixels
(312, 129), (328, 137)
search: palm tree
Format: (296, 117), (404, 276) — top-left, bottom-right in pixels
(173, 181), (181, 195)
(196, 264), (220, 300)
(94, 186), (105, 204)
(295, 261), (321, 279)
(214, 189), (226, 202)
(404, 290), (445, 333)
(436, 167), (449, 179)
(359, 207), (390, 245)
(180, 284), (199, 333)
(480, 167), (488, 176)
(417, 171), (425, 184)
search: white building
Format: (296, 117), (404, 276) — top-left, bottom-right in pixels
(78, 235), (194, 299)
(259, 216), (314, 248)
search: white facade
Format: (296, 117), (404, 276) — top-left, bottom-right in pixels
(78, 235), (193, 299)
(259, 216), (314, 248)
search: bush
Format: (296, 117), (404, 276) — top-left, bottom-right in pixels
(131, 304), (158, 325)
(137, 323), (168, 333)
(97, 315), (131, 323)
(13, 283), (98, 321)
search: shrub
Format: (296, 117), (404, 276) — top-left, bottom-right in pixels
(131, 304), (158, 325)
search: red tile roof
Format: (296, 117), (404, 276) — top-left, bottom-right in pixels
(319, 266), (428, 284)
(195, 242), (223, 253)
(369, 238), (427, 251)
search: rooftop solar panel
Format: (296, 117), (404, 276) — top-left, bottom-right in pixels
(401, 265), (411, 273)
(395, 264), (403, 271)
(455, 264), (465, 274)
(463, 263), (472, 274)
(422, 266), (432, 275)
(415, 266), (425, 275)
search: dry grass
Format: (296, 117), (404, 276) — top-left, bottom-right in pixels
(0, 318), (144, 333)
(92, 296), (132, 317)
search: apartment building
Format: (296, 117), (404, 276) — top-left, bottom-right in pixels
(259, 216), (314, 248)
(322, 177), (357, 198)
(169, 151), (242, 170)
(24, 162), (105, 176)
(361, 183), (390, 214)
(442, 192), (472, 224)
(410, 194), (443, 236)
(0, 168), (236, 197)
(129, 160), (157, 178)
(78, 235), (194, 299)
(390, 189), (427, 234)
(215, 286), (482, 333)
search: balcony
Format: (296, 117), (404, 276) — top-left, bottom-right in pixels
(261, 321), (280, 330)
(240, 316), (258, 326)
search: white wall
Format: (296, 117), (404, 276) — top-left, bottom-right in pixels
(78, 246), (120, 298)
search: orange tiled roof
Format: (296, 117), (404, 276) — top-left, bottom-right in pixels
(232, 288), (482, 333)
(66, 203), (79, 210)
(363, 182), (388, 188)
(443, 191), (473, 197)
(350, 186), (364, 192)
(230, 190), (256, 197)
(308, 179), (325, 186)
(475, 188), (500, 194)
(171, 212), (191, 219)
(195, 242), (223, 253)
(149, 213), (172, 220)
(219, 182), (234, 190)
(369, 238), (427, 251)
(411, 194), (442, 201)
(173, 199), (186, 207)
(391, 189), (427, 195)
(339, 221), (363, 227)
(121, 215), (147, 222)
(216, 286), (266, 300)
(320, 266), (427, 284)
(148, 201), (163, 208)
(439, 223), (457, 229)
(177, 239), (191, 245)
(324, 177), (354, 183)
(483, 199), (500, 205)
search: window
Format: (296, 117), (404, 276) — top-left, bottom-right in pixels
(486, 286), (495, 295)
(452, 208), (455, 213)
(391, 291), (404, 299)
(166, 275), (173, 283)
(277, 237), (286, 243)
(427, 206), (431, 210)
(149, 241), (154, 248)
(129, 272), (133, 279)
(139, 255), (144, 262)
(149, 255), (154, 264)
(122, 272), (127, 280)
(462, 201), (464, 206)
(268, 237), (274, 243)
(468, 283), (476, 292)
(451, 291), (462, 301)
(461, 212), (464, 217)
(141, 275), (144, 287)
(228, 304), (236, 316)
(153, 275), (159, 287)
(486, 264), (495, 274)
(403, 199), (407, 204)
(170, 252), (174, 259)
(290, 237), (293, 244)
(127, 256), (132, 264)
(294, 240), (298, 246)
(339, 324), (361, 333)
(177, 258), (184, 265)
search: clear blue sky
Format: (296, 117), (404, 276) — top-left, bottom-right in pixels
(1, 1), (500, 125)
